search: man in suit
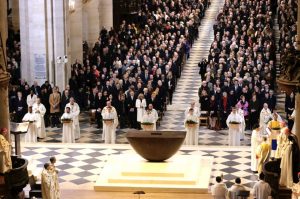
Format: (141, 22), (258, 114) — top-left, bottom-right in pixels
(13, 91), (27, 122)
(126, 90), (137, 129)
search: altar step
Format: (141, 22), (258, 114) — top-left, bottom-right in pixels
(94, 154), (214, 193)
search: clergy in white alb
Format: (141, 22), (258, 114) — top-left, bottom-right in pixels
(211, 176), (228, 199)
(101, 101), (118, 144)
(253, 173), (272, 199)
(237, 106), (246, 140)
(226, 107), (244, 146)
(22, 106), (37, 143)
(184, 101), (200, 117)
(136, 93), (147, 126)
(275, 127), (289, 159)
(251, 124), (262, 172)
(259, 103), (272, 135)
(228, 178), (246, 199)
(61, 107), (75, 143)
(33, 98), (46, 139)
(184, 108), (199, 145)
(26, 90), (37, 107)
(41, 163), (60, 199)
(65, 97), (80, 139)
(279, 135), (294, 188)
(141, 104), (158, 131)
(290, 110), (296, 134)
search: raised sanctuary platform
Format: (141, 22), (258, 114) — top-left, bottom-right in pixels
(94, 154), (214, 193)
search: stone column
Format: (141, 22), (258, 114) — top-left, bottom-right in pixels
(295, 93), (300, 143)
(100, 0), (113, 30)
(11, 0), (20, 32)
(20, 0), (68, 90)
(52, 0), (68, 90)
(83, 0), (100, 45)
(19, 0), (48, 86)
(0, 0), (8, 58)
(68, 0), (83, 64)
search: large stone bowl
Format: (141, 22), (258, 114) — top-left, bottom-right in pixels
(126, 130), (186, 162)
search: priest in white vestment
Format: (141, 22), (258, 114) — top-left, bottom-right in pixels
(141, 104), (158, 131)
(290, 110), (296, 134)
(101, 101), (118, 144)
(41, 163), (60, 199)
(22, 106), (37, 143)
(136, 93), (147, 129)
(279, 135), (294, 188)
(237, 106), (246, 140)
(61, 107), (75, 143)
(253, 173), (272, 199)
(184, 101), (200, 117)
(26, 90), (37, 107)
(275, 127), (289, 159)
(226, 107), (244, 146)
(0, 128), (12, 173)
(33, 98), (46, 139)
(65, 97), (80, 139)
(184, 108), (199, 145)
(259, 103), (272, 135)
(251, 124), (262, 173)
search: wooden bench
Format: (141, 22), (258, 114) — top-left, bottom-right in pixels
(199, 111), (208, 127)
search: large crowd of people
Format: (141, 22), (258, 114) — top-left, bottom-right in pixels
(8, 0), (210, 142)
(198, 0), (278, 131)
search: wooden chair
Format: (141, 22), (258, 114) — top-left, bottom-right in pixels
(89, 109), (96, 125)
(199, 111), (208, 127)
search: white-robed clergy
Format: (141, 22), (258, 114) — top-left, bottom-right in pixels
(237, 106), (246, 140)
(26, 90), (37, 107)
(136, 93), (147, 124)
(290, 110), (296, 134)
(251, 124), (262, 172)
(101, 101), (118, 144)
(226, 107), (244, 146)
(141, 104), (158, 131)
(22, 106), (37, 143)
(279, 135), (294, 188)
(41, 163), (60, 199)
(184, 101), (200, 117)
(33, 98), (46, 139)
(61, 107), (75, 143)
(211, 176), (228, 199)
(65, 97), (80, 139)
(259, 103), (272, 135)
(184, 108), (199, 145)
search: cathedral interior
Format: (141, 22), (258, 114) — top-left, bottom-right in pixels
(0, 0), (300, 198)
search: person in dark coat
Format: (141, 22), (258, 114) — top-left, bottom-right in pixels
(13, 91), (27, 122)
(126, 90), (137, 129)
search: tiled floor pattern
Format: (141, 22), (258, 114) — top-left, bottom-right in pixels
(21, 144), (257, 191)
